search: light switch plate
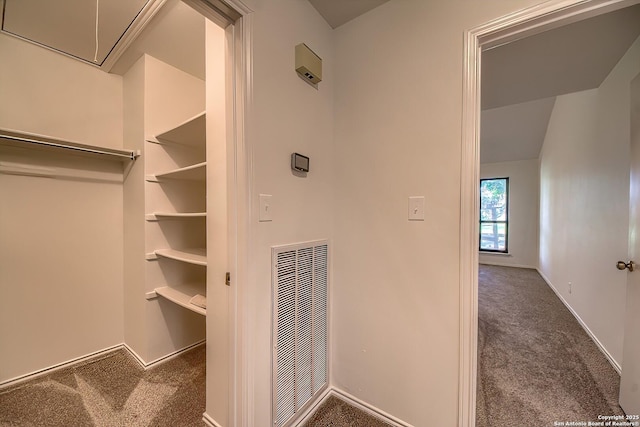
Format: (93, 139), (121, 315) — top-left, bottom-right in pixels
(259, 194), (273, 222)
(408, 196), (425, 221)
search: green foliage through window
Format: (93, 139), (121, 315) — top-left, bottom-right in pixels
(480, 178), (508, 252)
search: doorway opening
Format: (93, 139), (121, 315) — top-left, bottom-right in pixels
(460, 1), (640, 425)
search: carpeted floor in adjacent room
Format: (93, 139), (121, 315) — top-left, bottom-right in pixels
(0, 345), (206, 427)
(476, 264), (624, 427)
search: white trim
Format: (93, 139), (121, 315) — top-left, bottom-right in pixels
(460, 1), (635, 426)
(0, 344), (122, 389)
(202, 412), (224, 427)
(536, 269), (622, 374)
(220, 3), (253, 427)
(459, 21), (481, 427)
(0, 341), (207, 390)
(123, 340), (206, 369)
(479, 261), (537, 269)
(328, 388), (413, 427)
(479, 251), (512, 256)
(101, 0), (168, 71)
(289, 387), (412, 427)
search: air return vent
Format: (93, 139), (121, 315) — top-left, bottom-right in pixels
(272, 240), (329, 427)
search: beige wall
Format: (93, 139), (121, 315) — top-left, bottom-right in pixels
(480, 159), (539, 269)
(331, 0), (546, 424)
(241, 0), (335, 423)
(0, 33), (125, 384)
(539, 35), (640, 368)
(0, 33), (123, 149)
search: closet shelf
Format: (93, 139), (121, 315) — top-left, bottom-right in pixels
(146, 112), (206, 148)
(154, 248), (207, 266)
(146, 162), (206, 182)
(146, 212), (206, 221)
(155, 283), (206, 316)
(0, 128), (139, 162)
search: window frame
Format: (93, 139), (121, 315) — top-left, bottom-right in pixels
(479, 177), (509, 254)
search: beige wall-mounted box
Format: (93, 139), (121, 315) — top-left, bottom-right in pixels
(295, 43), (322, 84)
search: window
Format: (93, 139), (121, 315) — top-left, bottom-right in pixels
(480, 177), (509, 253)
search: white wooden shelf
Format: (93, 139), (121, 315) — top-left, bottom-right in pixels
(0, 127), (139, 162)
(146, 112), (206, 148)
(146, 212), (206, 221)
(146, 162), (206, 182)
(154, 248), (207, 266)
(155, 283), (206, 316)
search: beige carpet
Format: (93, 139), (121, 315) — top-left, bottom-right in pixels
(302, 396), (392, 427)
(476, 265), (624, 427)
(0, 345), (206, 426)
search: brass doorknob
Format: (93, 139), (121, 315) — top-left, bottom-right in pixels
(616, 261), (635, 272)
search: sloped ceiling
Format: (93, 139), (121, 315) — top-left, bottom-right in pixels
(1, 0), (149, 65)
(110, 0), (205, 79)
(482, 5), (640, 110)
(481, 4), (640, 164)
(481, 98), (556, 164)
(307, 0), (390, 28)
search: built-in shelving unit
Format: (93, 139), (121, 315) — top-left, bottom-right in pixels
(146, 212), (206, 221)
(154, 283), (206, 316)
(146, 112), (205, 148)
(154, 248), (207, 266)
(146, 112), (207, 316)
(146, 161), (206, 182)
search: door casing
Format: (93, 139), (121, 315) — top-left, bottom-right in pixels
(459, 1), (639, 425)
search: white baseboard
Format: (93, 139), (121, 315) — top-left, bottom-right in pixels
(123, 340), (205, 369)
(536, 268), (621, 374)
(330, 388), (414, 427)
(479, 260), (537, 269)
(291, 386), (413, 427)
(0, 344), (123, 389)
(1, 340), (207, 390)
(202, 412), (223, 427)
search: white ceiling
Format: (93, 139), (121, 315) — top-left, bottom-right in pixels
(482, 5), (640, 110)
(481, 4), (640, 164)
(307, 0), (390, 29)
(110, 0), (205, 79)
(1, 0), (149, 65)
(481, 98), (556, 164)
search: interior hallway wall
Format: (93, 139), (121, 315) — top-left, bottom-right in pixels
(539, 35), (640, 368)
(0, 33), (125, 383)
(480, 159), (539, 269)
(331, 0), (550, 424)
(238, 0), (335, 424)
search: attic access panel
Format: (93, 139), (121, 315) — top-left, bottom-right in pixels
(0, 0), (149, 66)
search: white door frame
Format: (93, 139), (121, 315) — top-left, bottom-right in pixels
(188, 0), (253, 426)
(459, 0), (638, 425)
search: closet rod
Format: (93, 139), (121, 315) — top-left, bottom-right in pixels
(0, 129), (139, 161)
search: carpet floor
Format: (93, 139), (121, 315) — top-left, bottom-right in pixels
(476, 265), (624, 427)
(302, 396), (392, 427)
(0, 345), (206, 426)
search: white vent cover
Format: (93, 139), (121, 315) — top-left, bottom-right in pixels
(272, 240), (329, 427)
